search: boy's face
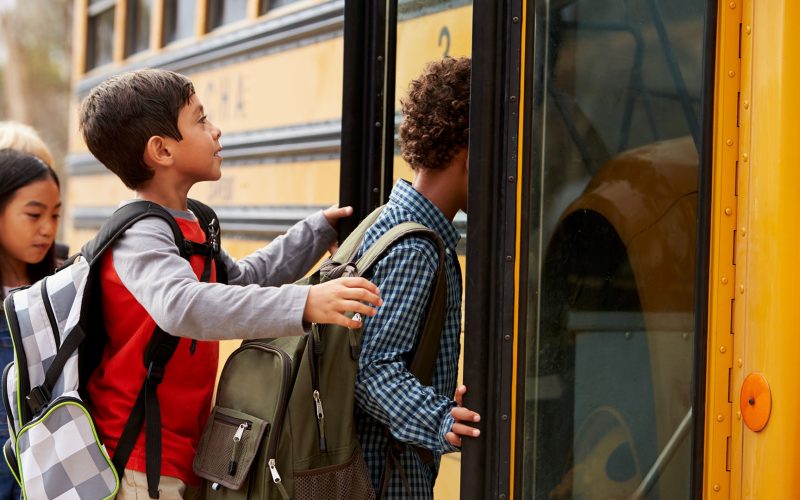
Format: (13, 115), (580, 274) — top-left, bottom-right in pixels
(169, 94), (223, 183)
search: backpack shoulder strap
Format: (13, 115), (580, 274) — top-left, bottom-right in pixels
(364, 223), (449, 493)
(330, 205), (386, 264)
(81, 200), (187, 266)
(355, 222), (447, 387)
(187, 198), (227, 284)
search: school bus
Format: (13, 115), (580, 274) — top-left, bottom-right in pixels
(67, 0), (797, 498)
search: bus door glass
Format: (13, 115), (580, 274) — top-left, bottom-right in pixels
(522, 0), (709, 498)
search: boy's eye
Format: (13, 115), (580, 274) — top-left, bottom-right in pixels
(25, 213), (42, 220)
(199, 114), (208, 123)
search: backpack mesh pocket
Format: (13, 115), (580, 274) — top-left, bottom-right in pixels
(293, 448), (375, 500)
(194, 406), (269, 490)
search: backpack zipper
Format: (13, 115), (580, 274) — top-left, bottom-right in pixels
(307, 331), (327, 452)
(229, 421), (250, 475)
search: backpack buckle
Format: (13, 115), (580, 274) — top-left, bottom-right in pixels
(146, 362), (165, 384)
(208, 219), (220, 253)
(26, 385), (51, 414)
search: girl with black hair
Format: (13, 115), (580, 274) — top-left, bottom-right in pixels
(0, 149), (60, 499)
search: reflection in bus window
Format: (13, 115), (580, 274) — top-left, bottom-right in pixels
(206, 0), (248, 31)
(523, 0), (707, 499)
(86, 0), (115, 70)
(162, 0), (196, 45)
(125, 0), (151, 57)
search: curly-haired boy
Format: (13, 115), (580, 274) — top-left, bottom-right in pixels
(353, 56), (480, 499)
(79, 69), (382, 499)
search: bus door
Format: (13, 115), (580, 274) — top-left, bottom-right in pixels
(463, 0), (717, 498)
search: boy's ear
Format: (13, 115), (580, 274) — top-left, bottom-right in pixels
(143, 135), (174, 168)
(454, 148), (468, 172)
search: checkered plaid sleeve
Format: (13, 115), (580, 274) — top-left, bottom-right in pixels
(355, 241), (458, 454)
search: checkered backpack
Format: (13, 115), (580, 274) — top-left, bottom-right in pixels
(1, 199), (225, 500)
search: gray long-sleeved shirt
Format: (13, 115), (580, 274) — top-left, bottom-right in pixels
(110, 202), (336, 340)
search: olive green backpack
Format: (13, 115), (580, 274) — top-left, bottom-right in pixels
(193, 207), (447, 500)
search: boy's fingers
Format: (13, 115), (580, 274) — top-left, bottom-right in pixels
(445, 432), (462, 448)
(341, 277), (380, 296)
(338, 301), (378, 317)
(341, 287), (383, 306)
(450, 422), (480, 438)
(324, 205), (353, 219)
(451, 406), (480, 422)
(327, 313), (363, 329)
(454, 385), (467, 406)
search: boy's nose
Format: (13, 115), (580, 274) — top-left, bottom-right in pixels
(213, 125), (222, 140)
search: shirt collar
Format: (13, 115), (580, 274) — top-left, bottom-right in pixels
(388, 179), (461, 250)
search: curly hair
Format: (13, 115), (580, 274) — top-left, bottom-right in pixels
(399, 57), (471, 171)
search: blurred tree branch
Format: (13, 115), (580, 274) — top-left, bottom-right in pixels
(0, 0), (73, 169)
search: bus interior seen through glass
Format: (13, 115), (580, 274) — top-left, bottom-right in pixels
(523, 0), (706, 498)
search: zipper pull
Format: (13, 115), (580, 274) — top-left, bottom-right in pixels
(268, 459), (290, 500)
(233, 422), (247, 442)
(268, 458), (281, 483)
(349, 313), (363, 359)
(228, 422), (248, 475)
(313, 390), (327, 452)
(189, 339), (197, 355)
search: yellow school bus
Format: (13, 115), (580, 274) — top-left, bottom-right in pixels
(68, 0), (798, 498)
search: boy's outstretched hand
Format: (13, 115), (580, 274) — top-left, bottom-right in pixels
(322, 205), (354, 228)
(445, 385), (481, 448)
(322, 205), (354, 254)
(304, 277), (382, 329)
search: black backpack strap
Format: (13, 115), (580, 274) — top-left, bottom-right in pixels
(111, 326), (180, 499)
(187, 198), (227, 284)
(81, 201), (188, 265)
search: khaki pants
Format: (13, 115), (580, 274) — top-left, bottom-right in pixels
(116, 469), (201, 500)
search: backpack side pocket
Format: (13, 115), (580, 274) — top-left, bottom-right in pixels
(16, 398), (118, 500)
(194, 406), (269, 490)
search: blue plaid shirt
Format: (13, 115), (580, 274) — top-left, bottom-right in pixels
(354, 180), (462, 499)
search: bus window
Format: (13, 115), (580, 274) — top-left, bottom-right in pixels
(523, 0), (708, 498)
(162, 0), (196, 45)
(260, 0), (301, 14)
(206, 0), (248, 31)
(125, 0), (151, 57)
(86, 0), (115, 70)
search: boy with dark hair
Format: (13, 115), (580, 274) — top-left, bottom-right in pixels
(79, 68), (382, 499)
(354, 56), (480, 499)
